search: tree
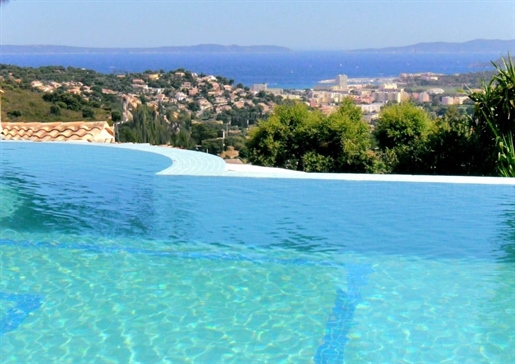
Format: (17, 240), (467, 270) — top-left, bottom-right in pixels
(50, 105), (61, 116)
(247, 102), (318, 170)
(201, 138), (224, 155)
(191, 121), (221, 145)
(323, 98), (377, 172)
(246, 100), (377, 173)
(82, 107), (95, 119)
(111, 110), (122, 122)
(43, 92), (85, 111)
(296, 99), (376, 172)
(118, 105), (170, 145)
(374, 102), (432, 173)
(421, 107), (478, 175)
(7, 110), (22, 118)
(187, 101), (200, 112)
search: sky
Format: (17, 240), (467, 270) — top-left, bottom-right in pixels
(0, 0), (514, 50)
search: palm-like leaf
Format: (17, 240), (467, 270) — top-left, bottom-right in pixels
(467, 55), (515, 177)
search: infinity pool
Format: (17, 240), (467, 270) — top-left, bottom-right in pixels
(1, 142), (514, 363)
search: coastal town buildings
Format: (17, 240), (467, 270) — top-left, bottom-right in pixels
(21, 68), (473, 130)
(314, 74), (348, 91)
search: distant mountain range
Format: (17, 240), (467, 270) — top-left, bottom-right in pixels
(351, 39), (515, 53)
(0, 44), (292, 54)
(1, 40), (513, 55)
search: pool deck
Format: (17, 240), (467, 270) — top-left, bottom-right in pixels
(3, 141), (515, 184)
(111, 143), (515, 185)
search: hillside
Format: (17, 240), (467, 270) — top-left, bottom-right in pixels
(0, 86), (109, 123)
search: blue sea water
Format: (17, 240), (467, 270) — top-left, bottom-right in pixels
(0, 51), (500, 89)
(1, 142), (514, 363)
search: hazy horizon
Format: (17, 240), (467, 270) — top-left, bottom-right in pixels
(1, 38), (514, 53)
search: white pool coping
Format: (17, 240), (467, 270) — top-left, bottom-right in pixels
(106, 143), (515, 185)
(3, 141), (515, 185)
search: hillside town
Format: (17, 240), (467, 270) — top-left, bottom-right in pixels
(25, 70), (280, 125)
(20, 67), (480, 128)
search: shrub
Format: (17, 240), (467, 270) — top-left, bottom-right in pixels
(82, 107), (95, 119)
(49, 105), (61, 116)
(7, 110), (22, 118)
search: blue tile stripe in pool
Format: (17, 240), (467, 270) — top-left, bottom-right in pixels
(0, 237), (370, 351)
(0, 292), (42, 335)
(314, 264), (373, 364)
(0, 237), (373, 360)
(0, 238), (343, 269)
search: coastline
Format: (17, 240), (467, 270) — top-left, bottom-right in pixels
(0, 52), (497, 89)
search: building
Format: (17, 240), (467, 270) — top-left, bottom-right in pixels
(441, 96), (454, 105)
(359, 103), (383, 114)
(427, 88), (445, 95)
(374, 91), (403, 103)
(252, 83), (267, 93)
(267, 88), (284, 96)
(380, 83), (398, 90)
(418, 92), (431, 103)
(335, 74), (348, 90)
(314, 74), (348, 91)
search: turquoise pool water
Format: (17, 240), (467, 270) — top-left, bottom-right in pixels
(1, 142), (514, 363)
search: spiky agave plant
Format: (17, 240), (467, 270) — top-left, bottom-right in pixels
(497, 131), (515, 177)
(468, 55), (515, 177)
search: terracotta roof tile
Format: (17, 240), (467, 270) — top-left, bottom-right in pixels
(35, 129), (48, 138)
(1, 121), (115, 143)
(61, 129), (73, 137)
(48, 129), (60, 138)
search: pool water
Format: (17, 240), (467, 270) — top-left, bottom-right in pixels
(1, 142), (514, 363)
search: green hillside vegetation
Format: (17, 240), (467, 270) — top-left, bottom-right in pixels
(0, 86), (109, 123)
(0, 65), (134, 92)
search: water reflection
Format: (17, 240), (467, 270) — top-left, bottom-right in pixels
(152, 176), (514, 261)
(1, 142), (514, 262)
(0, 143), (169, 239)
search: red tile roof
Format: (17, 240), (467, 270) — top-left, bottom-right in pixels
(1, 121), (115, 143)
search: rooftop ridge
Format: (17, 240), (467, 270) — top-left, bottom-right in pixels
(0, 121), (115, 143)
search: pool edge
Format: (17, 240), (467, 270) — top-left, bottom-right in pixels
(2, 140), (515, 185)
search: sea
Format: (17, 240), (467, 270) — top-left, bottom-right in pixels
(0, 51), (502, 89)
